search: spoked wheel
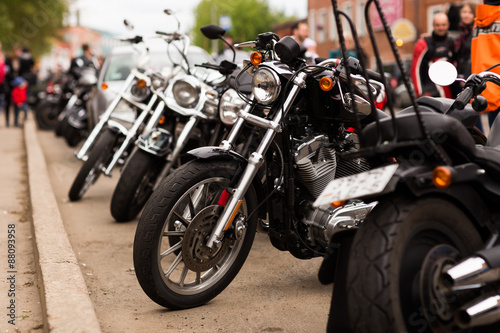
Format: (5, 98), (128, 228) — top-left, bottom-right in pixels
(68, 129), (117, 201)
(133, 159), (258, 309)
(344, 196), (484, 333)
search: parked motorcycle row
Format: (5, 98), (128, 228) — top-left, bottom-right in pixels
(33, 2), (500, 332)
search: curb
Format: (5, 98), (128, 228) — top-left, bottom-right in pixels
(24, 120), (102, 333)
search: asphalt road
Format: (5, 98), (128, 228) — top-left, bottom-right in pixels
(37, 128), (332, 333)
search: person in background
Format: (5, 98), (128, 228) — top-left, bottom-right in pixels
(69, 44), (96, 80)
(0, 42), (6, 125)
(291, 21), (318, 63)
(455, 3), (476, 81)
(410, 12), (455, 98)
(10, 76), (27, 127)
(4, 45), (34, 127)
(471, 0), (500, 131)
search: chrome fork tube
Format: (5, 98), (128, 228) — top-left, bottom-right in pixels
(219, 94), (254, 150)
(206, 72), (307, 249)
(76, 74), (136, 160)
(103, 94), (158, 175)
(153, 116), (200, 190)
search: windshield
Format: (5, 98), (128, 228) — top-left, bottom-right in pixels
(102, 47), (213, 82)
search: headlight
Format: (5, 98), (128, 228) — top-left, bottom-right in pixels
(219, 89), (245, 125)
(172, 78), (201, 108)
(252, 67), (281, 105)
(130, 78), (150, 102)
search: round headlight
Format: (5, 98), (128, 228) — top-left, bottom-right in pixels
(130, 81), (150, 102)
(172, 78), (201, 108)
(219, 89), (245, 125)
(252, 67), (281, 105)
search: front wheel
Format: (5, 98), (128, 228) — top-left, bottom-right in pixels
(68, 129), (117, 201)
(35, 100), (61, 130)
(133, 159), (258, 309)
(110, 149), (166, 222)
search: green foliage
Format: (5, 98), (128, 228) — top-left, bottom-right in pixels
(192, 0), (292, 55)
(0, 0), (68, 59)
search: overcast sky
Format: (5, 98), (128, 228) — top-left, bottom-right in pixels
(69, 0), (308, 37)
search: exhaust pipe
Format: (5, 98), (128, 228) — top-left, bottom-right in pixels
(444, 246), (500, 289)
(456, 294), (500, 328)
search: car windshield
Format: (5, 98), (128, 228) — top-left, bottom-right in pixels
(103, 48), (213, 82)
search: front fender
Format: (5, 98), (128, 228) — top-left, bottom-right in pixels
(106, 119), (129, 136)
(137, 128), (173, 157)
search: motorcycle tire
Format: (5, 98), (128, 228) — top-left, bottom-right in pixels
(68, 129), (117, 202)
(344, 196), (483, 333)
(110, 149), (166, 222)
(54, 112), (69, 137)
(133, 159), (258, 310)
(35, 101), (61, 130)
(62, 123), (84, 147)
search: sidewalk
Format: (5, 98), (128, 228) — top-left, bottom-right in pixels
(1, 113), (101, 332)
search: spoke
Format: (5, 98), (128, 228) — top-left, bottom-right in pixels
(164, 252), (183, 278)
(187, 193), (196, 218)
(159, 241), (182, 259)
(172, 211), (190, 227)
(163, 230), (185, 237)
(195, 271), (201, 284)
(178, 266), (189, 287)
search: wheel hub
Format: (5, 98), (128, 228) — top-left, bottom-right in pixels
(420, 244), (462, 330)
(182, 205), (231, 272)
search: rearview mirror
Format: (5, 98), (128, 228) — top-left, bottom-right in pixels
(124, 19), (134, 31)
(428, 61), (457, 86)
(201, 25), (226, 40)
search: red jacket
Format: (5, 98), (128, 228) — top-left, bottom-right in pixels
(11, 86), (27, 105)
(471, 4), (500, 112)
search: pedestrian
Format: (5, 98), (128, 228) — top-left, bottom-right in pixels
(471, 0), (500, 131)
(291, 21), (319, 63)
(4, 45), (34, 127)
(0, 42), (6, 125)
(410, 12), (455, 98)
(10, 76), (27, 127)
(454, 3), (476, 81)
(69, 44), (97, 80)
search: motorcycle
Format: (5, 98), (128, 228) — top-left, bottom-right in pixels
(68, 18), (207, 202)
(35, 73), (73, 130)
(315, 1), (500, 332)
(132, 28), (389, 309)
(109, 24), (250, 223)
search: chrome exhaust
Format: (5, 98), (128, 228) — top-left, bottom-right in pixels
(443, 257), (500, 289)
(456, 294), (500, 329)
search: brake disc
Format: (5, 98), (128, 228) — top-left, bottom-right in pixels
(182, 205), (231, 272)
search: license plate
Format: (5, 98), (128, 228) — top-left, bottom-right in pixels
(313, 164), (399, 207)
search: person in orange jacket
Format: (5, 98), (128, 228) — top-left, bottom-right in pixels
(471, 0), (500, 130)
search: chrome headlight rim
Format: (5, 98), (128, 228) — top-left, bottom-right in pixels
(251, 67), (281, 105)
(218, 88), (244, 125)
(130, 78), (151, 102)
(172, 76), (201, 108)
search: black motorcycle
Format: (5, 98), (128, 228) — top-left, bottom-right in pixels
(317, 1), (500, 332)
(132, 29), (388, 310)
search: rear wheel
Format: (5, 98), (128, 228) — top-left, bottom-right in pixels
(110, 149), (166, 222)
(344, 196), (483, 333)
(133, 159), (258, 309)
(68, 129), (117, 201)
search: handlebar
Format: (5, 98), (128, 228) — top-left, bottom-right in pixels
(452, 87), (474, 110)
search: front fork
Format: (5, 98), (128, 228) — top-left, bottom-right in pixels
(205, 72), (307, 249)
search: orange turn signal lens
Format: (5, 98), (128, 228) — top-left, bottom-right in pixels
(136, 78), (147, 88)
(432, 166), (453, 189)
(101, 82), (108, 90)
(250, 52), (263, 66)
(158, 115), (166, 125)
(319, 77), (334, 91)
(330, 200), (346, 208)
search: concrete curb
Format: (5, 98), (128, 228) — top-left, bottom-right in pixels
(24, 120), (102, 333)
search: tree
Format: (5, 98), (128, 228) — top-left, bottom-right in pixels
(0, 0), (68, 58)
(192, 0), (291, 55)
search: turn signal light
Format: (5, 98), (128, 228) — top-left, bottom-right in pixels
(319, 77), (334, 91)
(432, 166), (452, 189)
(250, 52), (263, 66)
(158, 115), (166, 125)
(330, 200), (346, 208)
(101, 82), (108, 90)
(137, 78), (148, 88)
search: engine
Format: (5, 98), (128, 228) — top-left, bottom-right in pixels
(292, 131), (375, 246)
